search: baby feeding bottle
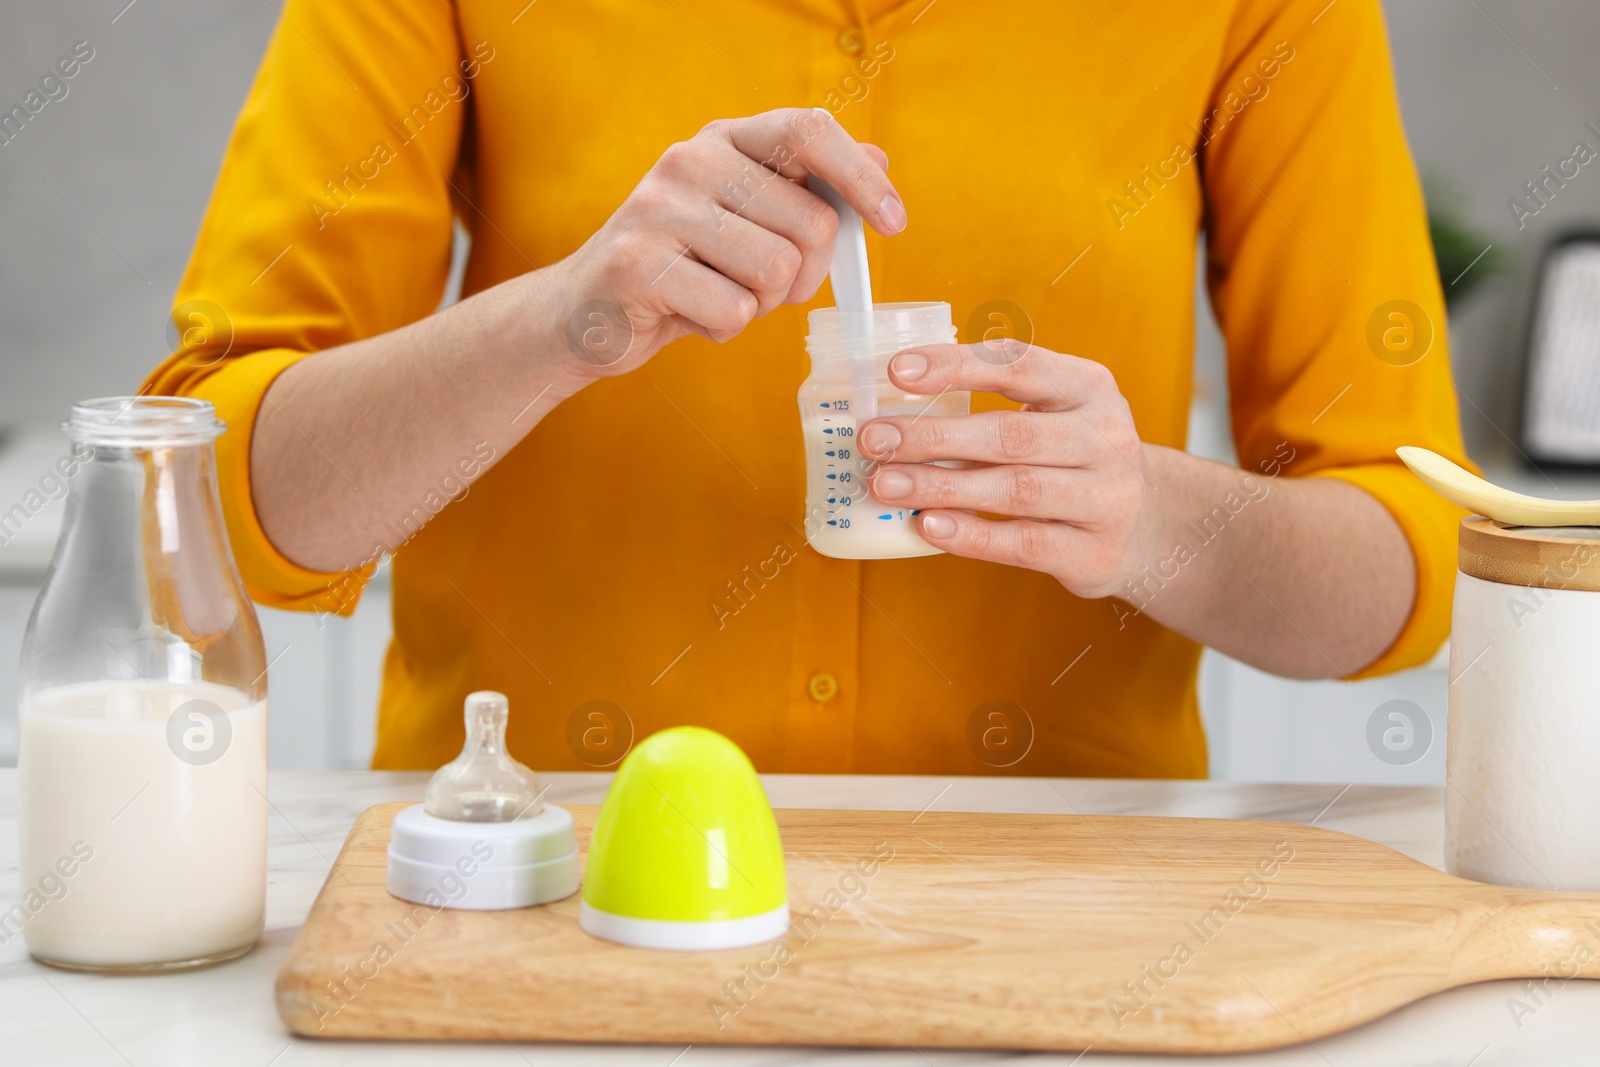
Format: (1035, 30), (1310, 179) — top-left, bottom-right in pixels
(797, 302), (967, 559)
(17, 397), (268, 971)
(387, 691), (579, 910)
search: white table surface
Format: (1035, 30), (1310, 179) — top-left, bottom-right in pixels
(2, 770), (1595, 1066)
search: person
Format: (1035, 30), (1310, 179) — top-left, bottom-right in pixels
(145, 0), (1470, 778)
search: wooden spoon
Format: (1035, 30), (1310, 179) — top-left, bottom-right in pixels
(1397, 446), (1600, 526)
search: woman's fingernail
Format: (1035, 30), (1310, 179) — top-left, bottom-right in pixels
(878, 193), (908, 234)
(891, 351), (928, 381)
(875, 469), (914, 499)
(861, 423), (901, 456)
(921, 512), (957, 539)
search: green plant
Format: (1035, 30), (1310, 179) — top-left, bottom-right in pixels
(1424, 175), (1505, 310)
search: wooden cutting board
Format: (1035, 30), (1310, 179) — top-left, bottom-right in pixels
(276, 803), (1600, 1053)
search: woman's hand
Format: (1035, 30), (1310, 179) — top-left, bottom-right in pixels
(858, 340), (1161, 600)
(858, 338), (1419, 677)
(549, 108), (904, 377)
(251, 107), (898, 572)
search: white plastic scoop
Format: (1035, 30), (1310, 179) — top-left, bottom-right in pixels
(808, 175), (878, 426)
(1397, 446), (1600, 526)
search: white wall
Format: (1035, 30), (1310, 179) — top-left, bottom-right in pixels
(0, 1), (280, 410)
(254, 585), (391, 770)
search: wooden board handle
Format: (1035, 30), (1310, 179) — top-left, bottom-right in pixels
(1453, 888), (1600, 984)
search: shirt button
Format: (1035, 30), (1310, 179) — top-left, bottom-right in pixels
(836, 27), (865, 56)
(807, 671), (840, 704)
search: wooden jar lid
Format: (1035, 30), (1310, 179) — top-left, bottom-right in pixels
(1458, 516), (1600, 591)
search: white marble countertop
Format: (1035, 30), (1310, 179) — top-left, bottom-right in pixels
(2, 770), (1595, 1065)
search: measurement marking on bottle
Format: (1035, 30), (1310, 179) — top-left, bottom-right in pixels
(808, 394), (922, 545)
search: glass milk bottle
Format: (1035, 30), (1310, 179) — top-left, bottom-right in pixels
(798, 302), (967, 559)
(17, 397), (268, 971)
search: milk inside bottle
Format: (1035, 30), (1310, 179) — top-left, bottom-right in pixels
(18, 680), (267, 967)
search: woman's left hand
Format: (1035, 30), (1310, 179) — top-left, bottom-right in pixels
(858, 340), (1160, 600)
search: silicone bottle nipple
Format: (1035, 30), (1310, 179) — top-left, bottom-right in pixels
(423, 691), (545, 822)
(390, 690), (577, 908)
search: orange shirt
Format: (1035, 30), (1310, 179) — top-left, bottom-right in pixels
(146, 0), (1469, 777)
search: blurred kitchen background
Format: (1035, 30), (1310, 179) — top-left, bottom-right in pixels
(3, 1), (1599, 782)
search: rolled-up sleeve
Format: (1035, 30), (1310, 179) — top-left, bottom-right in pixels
(1202, 0), (1471, 675)
(143, 0), (470, 613)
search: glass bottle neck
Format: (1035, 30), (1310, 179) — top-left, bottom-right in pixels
(66, 396), (226, 450)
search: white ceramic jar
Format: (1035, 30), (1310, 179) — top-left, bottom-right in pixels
(1446, 517), (1600, 890)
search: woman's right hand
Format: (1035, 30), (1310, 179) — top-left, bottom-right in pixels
(547, 108), (906, 377)
(247, 115), (903, 573)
